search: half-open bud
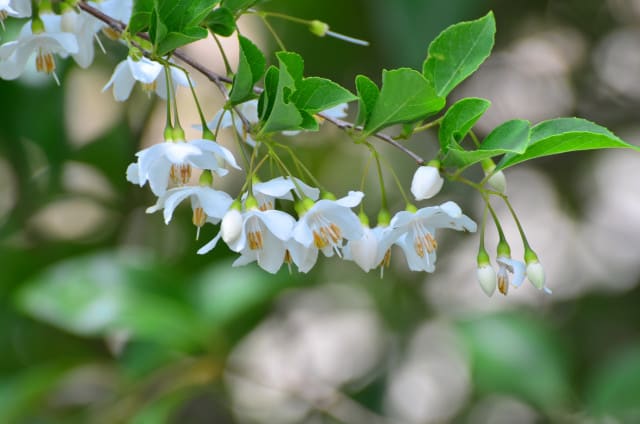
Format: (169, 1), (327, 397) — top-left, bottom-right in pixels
(410, 164), (443, 200)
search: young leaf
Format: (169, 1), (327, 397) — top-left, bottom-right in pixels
(291, 77), (357, 114)
(259, 52), (304, 134)
(152, 0), (220, 55)
(423, 12), (496, 98)
(355, 74), (379, 127)
(363, 68), (445, 135)
(204, 7), (236, 36)
(129, 0), (155, 33)
(229, 35), (265, 104)
(497, 118), (640, 170)
(258, 65), (278, 120)
(439, 97), (491, 152)
(443, 119), (530, 168)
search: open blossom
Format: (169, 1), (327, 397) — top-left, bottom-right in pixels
(380, 201), (476, 272)
(126, 138), (240, 196)
(146, 185), (233, 238)
(249, 176), (320, 210)
(496, 256), (525, 295)
(0, 14), (79, 82)
(103, 57), (190, 101)
(292, 191), (364, 258)
(343, 224), (381, 272)
(206, 100), (259, 146)
(0, 0), (31, 21)
(198, 208), (296, 274)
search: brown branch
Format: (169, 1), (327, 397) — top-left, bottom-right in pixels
(77, 1), (426, 164)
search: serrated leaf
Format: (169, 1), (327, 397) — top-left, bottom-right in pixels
(291, 77), (357, 114)
(496, 118), (640, 170)
(229, 35), (265, 104)
(423, 11), (496, 97)
(439, 97), (491, 152)
(204, 6), (235, 36)
(443, 119), (530, 168)
(363, 68), (445, 135)
(259, 52), (303, 134)
(355, 74), (379, 127)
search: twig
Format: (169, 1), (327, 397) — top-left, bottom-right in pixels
(77, 1), (426, 164)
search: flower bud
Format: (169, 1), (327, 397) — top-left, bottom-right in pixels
(477, 264), (497, 297)
(487, 170), (507, 193)
(410, 165), (443, 200)
(221, 208), (243, 244)
(309, 20), (329, 37)
(526, 261), (545, 290)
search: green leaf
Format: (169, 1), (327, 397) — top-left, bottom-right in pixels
(228, 35), (265, 104)
(423, 11), (496, 97)
(443, 119), (530, 168)
(152, 0), (220, 55)
(497, 118), (640, 170)
(259, 52), (304, 134)
(258, 65), (278, 120)
(439, 97), (491, 152)
(129, 0), (155, 33)
(204, 6), (236, 36)
(222, 0), (258, 14)
(355, 74), (379, 127)
(291, 77), (357, 114)
(363, 68), (445, 135)
(457, 312), (570, 409)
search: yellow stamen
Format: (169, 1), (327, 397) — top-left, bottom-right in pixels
(101, 27), (121, 40)
(141, 81), (158, 93)
(169, 163), (192, 185)
(192, 207), (206, 240)
(248, 230), (263, 250)
(36, 51), (55, 74)
(497, 274), (509, 295)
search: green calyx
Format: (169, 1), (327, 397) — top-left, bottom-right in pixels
(295, 197), (316, 217)
(524, 247), (539, 264)
(481, 158), (496, 174)
(230, 199), (242, 211)
(427, 159), (441, 169)
(309, 20), (329, 37)
(358, 211), (370, 227)
(321, 192), (336, 201)
(245, 195), (259, 210)
(405, 203), (418, 213)
(31, 17), (45, 34)
(477, 247), (491, 266)
(497, 239), (511, 257)
(163, 126), (174, 142)
(202, 127), (216, 141)
(377, 208), (390, 227)
(172, 126), (186, 141)
(199, 170), (213, 186)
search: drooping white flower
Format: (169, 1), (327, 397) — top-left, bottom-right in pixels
(477, 264), (497, 297)
(292, 191), (364, 258)
(146, 185), (233, 238)
(0, 15), (79, 83)
(0, 0), (31, 21)
(410, 165), (444, 201)
(206, 100), (259, 146)
(380, 201), (476, 272)
(198, 208), (296, 274)
(126, 138), (240, 196)
(103, 57), (190, 101)
(343, 224), (380, 272)
(248, 176), (320, 210)
(496, 256), (526, 295)
(60, 8), (104, 69)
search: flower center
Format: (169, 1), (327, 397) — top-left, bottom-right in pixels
(169, 163), (192, 185)
(259, 200), (273, 211)
(311, 215), (343, 251)
(497, 265), (509, 295)
(102, 27), (121, 40)
(192, 206), (206, 240)
(35, 49), (55, 74)
(0, 11), (8, 23)
(247, 218), (263, 250)
(412, 222), (437, 258)
(141, 80), (157, 93)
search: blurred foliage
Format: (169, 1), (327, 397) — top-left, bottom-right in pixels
(1, 0), (640, 423)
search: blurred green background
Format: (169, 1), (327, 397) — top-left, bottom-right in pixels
(2, 0), (640, 422)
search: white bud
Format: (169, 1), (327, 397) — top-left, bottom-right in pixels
(526, 261), (545, 290)
(410, 165), (443, 201)
(477, 264), (497, 297)
(487, 170), (507, 193)
(349, 226), (378, 272)
(221, 209), (243, 244)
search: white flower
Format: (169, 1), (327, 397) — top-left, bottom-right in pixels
(496, 256), (526, 295)
(60, 9), (103, 69)
(126, 138), (240, 196)
(198, 208), (296, 274)
(524, 261), (551, 294)
(206, 100), (259, 146)
(221, 208), (243, 244)
(103, 57), (190, 101)
(292, 191), (364, 257)
(249, 176), (320, 210)
(343, 224), (380, 272)
(0, 15), (79, 82)
(477, 264), (497, 297)
(146, 185), (233, 238)
(410, 165), (444, 201)
(380, 201), (476, 272)
(0, 0), (31, 20)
